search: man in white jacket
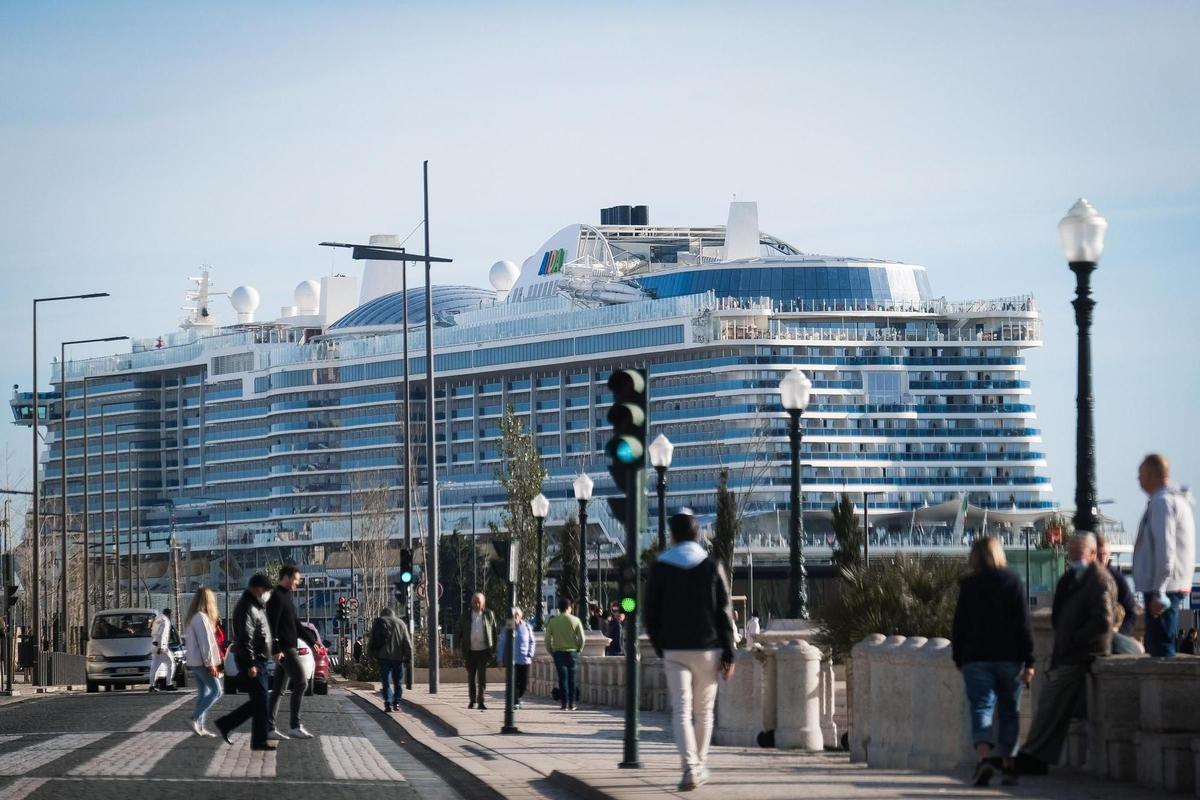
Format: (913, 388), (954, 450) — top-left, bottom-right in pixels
(149, 608), (176, 691)
(1132, 454), (1196, 657)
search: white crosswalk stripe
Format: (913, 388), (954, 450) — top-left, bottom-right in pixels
(320, 735), (404, 782)
(205, 733), (276, 779)
(69, 731), (191, 776)
(0, 733), (109, 776)
(129, 693), (193, 732)
(0, 736), (21, 746)
(0, 778), (48, 800)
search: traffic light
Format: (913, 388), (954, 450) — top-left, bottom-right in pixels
(490, 539), (513, 584)
(605, 367), (648, 529)
(337, 596), (349, 622)
(399, 549), (414, 585)
(618, 561), (638, 615)
(3, 585), (17, 613)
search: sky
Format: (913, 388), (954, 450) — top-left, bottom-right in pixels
(1, 1), (1198, 536)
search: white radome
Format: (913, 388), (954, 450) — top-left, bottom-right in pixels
(294, 280), (321, 314)
(230, 285), (260, 314)
(489, 260), (520, 291)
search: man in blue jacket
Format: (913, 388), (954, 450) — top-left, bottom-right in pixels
(496, 607), (536, 708)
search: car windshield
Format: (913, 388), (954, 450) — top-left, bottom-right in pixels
(91, 613), (155, 639)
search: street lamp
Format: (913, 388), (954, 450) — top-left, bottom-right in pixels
(1058, 198), (1107, 535)
(572, 473), (594, 620)
(530, 492), (550, 631)
(778, 368), (812, 620)
(648, 434), (674, 551)
(31, 291), (108, 656)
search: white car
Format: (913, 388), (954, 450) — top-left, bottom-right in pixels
(86, 608), (187, 692)
(223, 642), (315, 695)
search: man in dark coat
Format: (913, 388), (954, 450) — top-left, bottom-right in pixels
(214, 574), (276, 751)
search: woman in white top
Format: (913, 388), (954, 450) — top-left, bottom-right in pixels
(184, 587), (223, 736)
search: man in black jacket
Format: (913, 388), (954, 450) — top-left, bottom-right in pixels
(267, 565), (311, 740)
(214, 574), (276, 751)
(645, 510), (736, 792)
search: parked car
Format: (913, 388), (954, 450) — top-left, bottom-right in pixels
(302, 622), (329, 695)
(223, 640), (315, 695)
(87, 608), (186, 692)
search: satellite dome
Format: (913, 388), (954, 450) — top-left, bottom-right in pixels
(489, 260), (520, 293)
(229, 285), (260, 323)
(294, 280), (321, 315)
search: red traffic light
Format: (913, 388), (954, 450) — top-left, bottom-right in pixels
(338, 596), (347, 604)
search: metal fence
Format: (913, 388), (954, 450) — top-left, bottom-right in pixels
(35, 651), (87, 687)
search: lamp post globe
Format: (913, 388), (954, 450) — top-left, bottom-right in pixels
(530, 492), (549, 630)
(778, 368), (811, 620)
(648, 434), (674, 550)
(572, 473), (594, 616)
(1059, 199), (1107, 535)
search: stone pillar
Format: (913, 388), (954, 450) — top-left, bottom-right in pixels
(756, 643), (780, 741)
(775, 640), (823, 751)
(1135, 658), (1200, 793)
(926, 638), (974, 772)
(906, 638), (952, 770)
(819, 656), (838, 746)
(849, 634), (886, 763)
(888, 636), (927, 768)
(866, 635), (907, 768)
(714, 650), (761, 746)
(1087, 657), (1143, 781)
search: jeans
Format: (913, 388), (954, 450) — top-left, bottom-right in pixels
(553, 651), (579, 708)
(466, 649), (490, 705)
(379, 659), (404, 707)
(215, 662), (270, 746)
(1144, 592), (1185, 657)
(191, 667), (223, 725)
(268, 648), (306, 731)
(960, 661), (1024, 756)
(663, 649), (721, 773)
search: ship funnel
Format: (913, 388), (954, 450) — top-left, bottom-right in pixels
(359, 234), (405, 306)
(724, 201), (760, 260)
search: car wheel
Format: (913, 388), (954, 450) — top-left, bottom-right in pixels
(304, 678), (314, 697)
(314, 681), (328, 696)
(224, 676), (238, 695)
(86, 681), (98, 694)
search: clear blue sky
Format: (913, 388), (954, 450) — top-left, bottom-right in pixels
(2, 1), (1197, 535)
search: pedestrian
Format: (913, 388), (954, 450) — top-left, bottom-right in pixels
(496, 607), (535, 708)
(1016, 532), (1115, 774)
(1132, 454), (1196, 657)
(455, 592), (496, 710)
(214, 574), (276, 751)
(353, 637), (364, 663)
(644, 510), (737, 792)
(184, 587), (223, 737)
(267, 565), (312, 740)
(1111, 606), (1144, 655)
(369, 607), (412, 712)
(604, 605), (625, 657)
(1179, 628), (1199, 655)
(951, 536), (1034, 787)
(1097, 534), (1137, 636)
(149, 608), (176, 692)
(544, 598), (585, 710)
(214, 617), (228, 658)
(745, 610), (761, 648)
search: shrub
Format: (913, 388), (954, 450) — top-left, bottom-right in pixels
(815, 555), (964, 662)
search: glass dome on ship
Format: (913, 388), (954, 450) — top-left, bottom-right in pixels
(18, 201), (1069, 629)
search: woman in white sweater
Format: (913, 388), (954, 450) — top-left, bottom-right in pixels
(185, 587), (223, 736)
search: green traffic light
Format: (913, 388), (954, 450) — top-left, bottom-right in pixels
(620, 597), (637, 613)
(400, 570), (413, 584)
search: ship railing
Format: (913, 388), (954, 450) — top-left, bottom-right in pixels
(748, 293), (1037, 316)
(721, 322), (1041, 343)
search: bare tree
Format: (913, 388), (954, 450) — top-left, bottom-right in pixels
(350, 481), (396, 616)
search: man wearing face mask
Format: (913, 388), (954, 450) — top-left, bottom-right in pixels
(214, 574), (276, 751)
(1016, 532), (1115, 774)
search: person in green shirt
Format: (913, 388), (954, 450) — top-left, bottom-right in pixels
(544, 597), (585, 710)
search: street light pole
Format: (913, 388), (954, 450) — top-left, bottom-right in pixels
(422, 160), (442, 693)
(648, 434), (674, 552)
(531, 493), (549, 631)
(779, 369), (812, 620)
(573, 473), (593, 622)
(1058, 199), (1107, 535)
(31, 292), (108, 657)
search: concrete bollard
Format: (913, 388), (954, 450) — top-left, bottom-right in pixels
(819, 656), (838, 747)
(886, 636), (927, 768)
(906, 638), (951, 770)
(866, 635), (907, 768)
(849, 634), (886, 763)
(756, 643), (780, 742)
(714, 650), (761, 746)
(928, 638), (974, 772)
(775, 639), (824, 751)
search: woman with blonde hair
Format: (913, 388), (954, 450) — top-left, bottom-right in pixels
(185, 587), (223, 736)
(951, 536), (1034, 787)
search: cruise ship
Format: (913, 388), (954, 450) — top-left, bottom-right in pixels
(14, 201), (1057, 627)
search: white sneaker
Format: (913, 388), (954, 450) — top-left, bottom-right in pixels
(267, 729), (290, 741)
(201, 726), (217, 738)
(288, 725), (313, 739)
(190, 719), (205, 737)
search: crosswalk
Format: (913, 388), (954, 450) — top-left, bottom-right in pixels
(0, 730), (405, 783)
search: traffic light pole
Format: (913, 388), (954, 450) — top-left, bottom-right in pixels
(619, 467), (643, 769)
(501, 576), (519, 735)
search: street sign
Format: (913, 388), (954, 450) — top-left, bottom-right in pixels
(507, 540), (520, 584)
(347, 597), (359, 611)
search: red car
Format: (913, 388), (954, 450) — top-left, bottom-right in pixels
(303, 622), (330, 695)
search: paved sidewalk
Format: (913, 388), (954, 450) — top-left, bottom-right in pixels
(352, 681), (1184, 800)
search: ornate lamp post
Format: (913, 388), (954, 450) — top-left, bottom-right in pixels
(1058, 199), (1108, 535)
(778, 368), (812, 620)
(648, 434), (674, 552)
(572, 472), (594, 622)
(530, 492), (550, 631)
